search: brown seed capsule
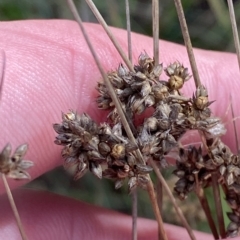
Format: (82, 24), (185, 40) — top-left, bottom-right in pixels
(135, 71), (147, 81)
(195, 96), (208, 110)
(111, 144), (126, 159)
(169, 75), (184, 90)
(98, 142), (111, 156)
(153, 85), (169, 100)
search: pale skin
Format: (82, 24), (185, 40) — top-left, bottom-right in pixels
(0, 20), (239, 239)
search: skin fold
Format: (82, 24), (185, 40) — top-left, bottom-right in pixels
(0, 20), (239, 239)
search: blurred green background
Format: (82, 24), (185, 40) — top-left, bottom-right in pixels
(1, 0), (239, 233)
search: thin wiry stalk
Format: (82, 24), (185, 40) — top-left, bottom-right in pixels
(212, 172), (226, 239)
(197, 189), (219, 240)
(131, 189), (137, 240)
(156, 180), (163, 214)
(227, 0), (240, 72)
(199, 133), (221, 239)
(152, 0), (163, 225)
(124, 1), (137, 239)
(174, 2), (225, 238)
(231, 95), (240, 154)
(194, 173), (219, 240)
(84, 0), (134, 72)
(146, 179), (168, 240)
(66, 1), (167, 239)
(2, 174), (27, 240)
(152, 0), (159, 65)
(173, 0), (201, 88)
(125, 0), (132, 64)
(150, 159), (196, 240)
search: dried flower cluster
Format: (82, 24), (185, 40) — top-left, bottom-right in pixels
(0, 143), (33, 179)
(53, 53), (240, 237)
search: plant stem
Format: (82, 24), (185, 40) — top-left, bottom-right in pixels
(227, 0), (240, 73)
(212, 173), (226, 238)
(85, 0), (134, 72)
(124, 1), (137, 239)
(152, 0), (159, 65)
(152, 1), (163, 232)
(230, 94), (240, 154)
(194, 173), (219, 240)
(150, 159), (196, 240)
(131, 189), (138, 240)
(2, 174), (27, 240)
(147, 178), (168, 240)
(174, 0), (201, 88)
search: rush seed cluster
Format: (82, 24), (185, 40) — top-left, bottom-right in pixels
(54, 53), (240, 237)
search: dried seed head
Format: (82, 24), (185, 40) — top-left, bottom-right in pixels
(165, 62), (191, 90)
(137, 52), (154, 73)
(0, 143), (33, 179)
(153, 84), (169, 100)
(193, 85), (210, 110)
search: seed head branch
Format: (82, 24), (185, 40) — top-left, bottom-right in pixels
(227, 0), (240, 73)
(174, 0), (201, 88)
(85, 0), (134, 72)
(152, 0), (159, 66)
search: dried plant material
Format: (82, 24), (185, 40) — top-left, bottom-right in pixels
(165, 61), (191, 90)
(0, 143), (32, 240)
(0, 143), (33, 179)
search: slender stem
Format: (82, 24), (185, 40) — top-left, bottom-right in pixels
(152, 2), (162, 229)
(174, 0), (201, 88)
(150, 159), (196, 240)
(152, 0), (159, 65)
(147, 179), (168, 240)
(2, 174), (27, 240)
(85, 0), (134, 72)
(66, 1), (167, 239)
(194, 173), (219, 240)
(212, 173), (226, 238)
(131, 189), (138, 240)
(124, 1), (137, 238)
(230, 94), (240, 154)
(156, 180), (163, 214)
(227, 0), (240, 73)
(125, 0), (132, 64)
